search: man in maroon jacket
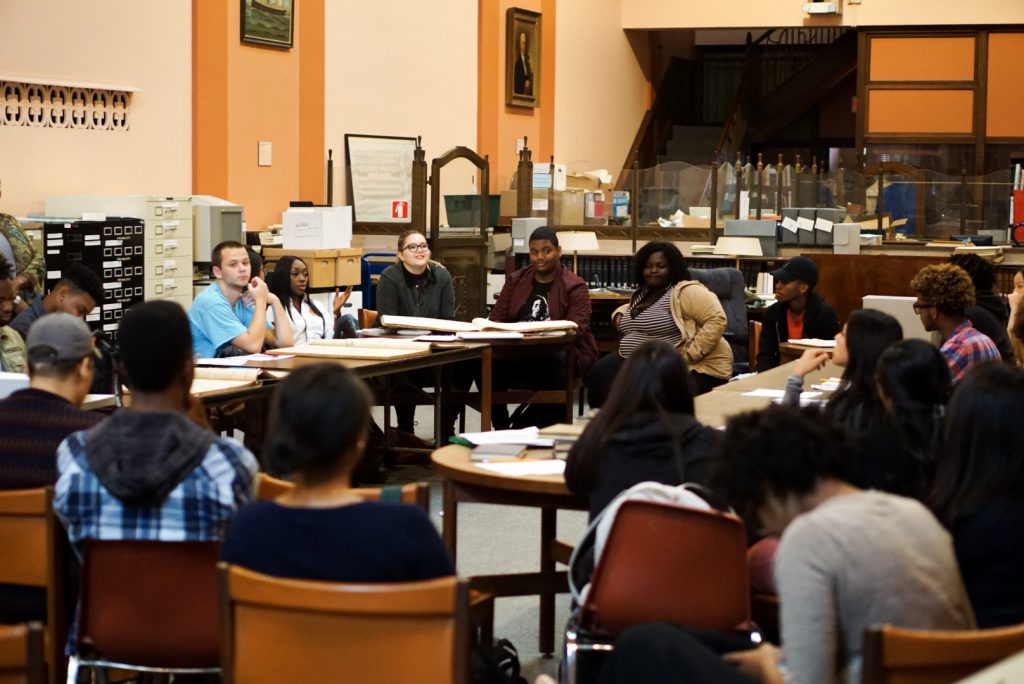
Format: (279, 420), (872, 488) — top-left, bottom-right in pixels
(489, 227), (597, 428)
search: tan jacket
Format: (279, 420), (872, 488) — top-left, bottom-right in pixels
(615, 280), (733, 379)
(0, 326), (26, 373)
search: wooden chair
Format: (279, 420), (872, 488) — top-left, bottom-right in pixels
(76, 540), (221, 683)
(358, 308), (378, 329)
(0, 623), (45, 684)
(0, 488), (67, 684)
(255, 473), (429, 511)
(219, 563), (471, 684)
(860, 623), (1024, 684)
(563, 499), (754, 683)
(748, 320), (762, 371)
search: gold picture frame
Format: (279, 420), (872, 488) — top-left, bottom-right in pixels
(505, 8), (540, 108)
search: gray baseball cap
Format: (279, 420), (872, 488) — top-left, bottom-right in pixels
(25, 313), (101, 362)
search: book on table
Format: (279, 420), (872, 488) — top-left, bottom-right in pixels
(379, 314), (578, 336)
(268, 337), (433, 360)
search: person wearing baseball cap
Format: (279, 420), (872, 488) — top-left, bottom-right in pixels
(756, 256), (840, 371)
(0, 313), (104, 489)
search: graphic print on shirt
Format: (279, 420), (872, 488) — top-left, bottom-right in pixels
(518, 280), (553, 322)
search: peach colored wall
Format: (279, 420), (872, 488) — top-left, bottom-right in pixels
(194, 1), (323, 231)
(622, 0), (1024, 29)
(555, 0), (647, 177)
(0, 1), (191, 216)
(323, 1), (478, 218)
(479, 0), (557, 193)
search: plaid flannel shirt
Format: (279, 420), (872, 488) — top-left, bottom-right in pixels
(54, 429), (258, 559)
(941, 320), (1001, 384)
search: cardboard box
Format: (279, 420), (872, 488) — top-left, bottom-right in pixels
(833, 223), (861, 255)
(263, 248), (337, 286)
(532, 162), (567, 191)
(499, 190), (519, 221)
(334, 247), (362, 285)
(560, 189), (585, 225)
(797, 208), (816, 246)
(780, 208), (800, 245)
(566, 173), (602, 192)
(282, 206), (352, 250)
(724, 219), (779, 257)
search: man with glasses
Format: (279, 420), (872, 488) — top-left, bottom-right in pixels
(911, 263), (1000, 383)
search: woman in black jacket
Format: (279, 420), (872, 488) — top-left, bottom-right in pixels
(566, 340), (719, 520)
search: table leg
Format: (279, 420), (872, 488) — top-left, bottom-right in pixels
(564, 342), (577, 423)
(539, 507), (556, 655)
(433, 365), (443, 448)
(480, 346), (493, 432)
(443, 479), (458, 563)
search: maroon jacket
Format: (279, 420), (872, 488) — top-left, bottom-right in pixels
(490, 263), (598, 379)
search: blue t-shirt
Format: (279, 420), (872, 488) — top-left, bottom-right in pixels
(221, 500), (454, 583)
(188, 283), (265, 358)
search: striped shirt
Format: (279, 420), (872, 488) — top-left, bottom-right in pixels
(618, 289), (680, 358)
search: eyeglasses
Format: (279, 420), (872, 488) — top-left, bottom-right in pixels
(402, 243), (429, 253)
(912, 302), (934, 313)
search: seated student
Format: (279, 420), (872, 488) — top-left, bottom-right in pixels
(0, 253), (25, 372)
(755, 256), (840, 372)
(0, 205), (46, 301)
(871, 339), (951, 499)
(566, 340), (718, 520)
(488, 227), (597, 428)
(266, 254), (353, 346)
(910, 263), (1000, 383)
(948, 253), (1014, 364)
(188, 240), (294, 357)
(929, 363), (1024, 628)
(10, 262), (104, 339)
(598, 405), (975, 684)
(54, 300), (258, 558)
(374, 230), (467, 439)
(587, 242), (732, 406)
(0, 314), (104, 489)
(246, 247), (265, 281)
(1009, 268), (1024, 366)
(783, 310), (903, 482)
(222, 364), (453, 582)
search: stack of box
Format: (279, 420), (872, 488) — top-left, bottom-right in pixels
(780, 207), (845, 246)
(262, 206), (361, 287)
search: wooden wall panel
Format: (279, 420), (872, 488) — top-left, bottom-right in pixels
(986, 33), (1024, 138)
(813, 254), (945, 325)
(869, 37), (975, 81)
(867, 89), (974, 134)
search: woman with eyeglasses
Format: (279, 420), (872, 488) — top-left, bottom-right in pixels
(376, 230), (460, 440)
(267, 254), (353, 345)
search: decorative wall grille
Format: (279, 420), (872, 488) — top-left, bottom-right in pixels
(1, 81), (131, 131)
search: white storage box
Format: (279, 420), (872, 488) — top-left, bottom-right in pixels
(282, 206), (352, 249)
(532, 163), (567, 191)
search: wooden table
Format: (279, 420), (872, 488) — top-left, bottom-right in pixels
(778, 341), (835, 365)
(431, 444), (587, 655)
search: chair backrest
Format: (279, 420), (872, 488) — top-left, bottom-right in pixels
(255, 473), (429, 513)
(861, 623), (1024, 684)
(219, 564), (470, 684)
(0, 488), (66, 684)
(691, 268), (749, 361)
(358, 308), (378, 329)
(0, 623), (45, 684)
(748, 320), (762, 371)
(78, 540), (221, 669)
(580, 499), (750, 635)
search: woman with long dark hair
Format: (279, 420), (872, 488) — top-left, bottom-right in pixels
(566, 340), (719, 519)
(587, 242), (732, 407)
(222, 364), (453, 582)
(871, 339), (951, 497)
(266, 255), (352, 345)
(929, 363), (1024, 627)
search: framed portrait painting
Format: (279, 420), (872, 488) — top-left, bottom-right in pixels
(241, 0), (295, 49)
(505, 8), (541, 108)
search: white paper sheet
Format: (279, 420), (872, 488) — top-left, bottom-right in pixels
(196, 353), (290, 366)
(814, 217), (834, 234)
(788, 338), (837, 348)
(742, 389), (822, 400)
(795, 216), (815, 232)
(781, 217), (799, 234)
(475, 460), (566, 476)
(457, 428), (554, 447)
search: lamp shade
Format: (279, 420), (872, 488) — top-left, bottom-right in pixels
(558, 231), (600, 252)
(713, 236), (763, 257)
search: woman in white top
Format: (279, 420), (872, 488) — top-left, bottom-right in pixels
(267, 255), (351, 346)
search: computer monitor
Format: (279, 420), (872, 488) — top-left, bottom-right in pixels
(192, 196), (244, 262)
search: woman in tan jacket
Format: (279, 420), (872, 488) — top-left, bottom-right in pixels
(588, 242), (732, 406)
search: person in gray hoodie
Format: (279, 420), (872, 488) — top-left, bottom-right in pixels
(55, 300), (257, 557)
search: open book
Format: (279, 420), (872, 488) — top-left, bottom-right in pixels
(268, 338), (432, 360)
(379, 314), (578, 335)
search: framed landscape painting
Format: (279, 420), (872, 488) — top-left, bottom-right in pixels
(241, 0), (294, 49)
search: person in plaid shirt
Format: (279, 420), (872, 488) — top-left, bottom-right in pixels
(55, 300), (257, 558)
(911, 263), (1001, 384)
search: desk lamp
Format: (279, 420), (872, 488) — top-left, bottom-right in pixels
(712, 236), (763, 270)
(558, 231), (600, 273)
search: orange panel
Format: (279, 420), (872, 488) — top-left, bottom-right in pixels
(869, 37), (975, 82)
(867, 89), (974, 134)
(987, 33), (1024, 138)
(299, 0), (325, 203)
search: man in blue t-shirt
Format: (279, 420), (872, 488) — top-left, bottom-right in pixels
(189, 241), (294, 358)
